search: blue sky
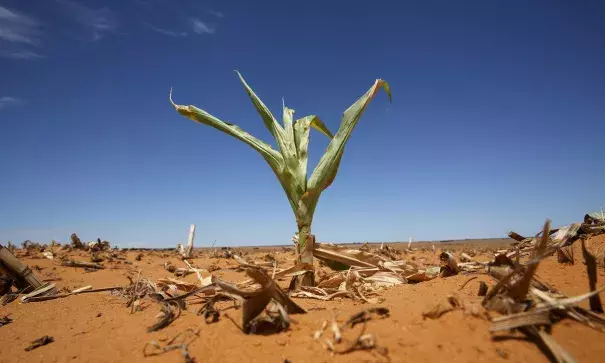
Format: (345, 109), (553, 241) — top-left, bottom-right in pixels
(1, 0), (604, 248)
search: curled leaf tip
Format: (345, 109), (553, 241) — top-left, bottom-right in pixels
(379, 80), (392, 103)
(169, 87), (176, 107)
(169, 88), (185, 112)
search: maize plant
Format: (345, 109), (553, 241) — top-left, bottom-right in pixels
(170, 72), (391, 272)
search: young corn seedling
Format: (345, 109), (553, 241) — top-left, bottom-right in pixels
(170, 72), (391, 284)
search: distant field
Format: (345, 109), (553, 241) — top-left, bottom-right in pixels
(120, 237), (513, 252)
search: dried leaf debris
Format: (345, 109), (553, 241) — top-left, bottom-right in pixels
(147, 302), (181, 333)
(144, 328), (200, 363)
(417, 216), (604, 362)
(61, 260), (105, 270)
(280, 239), (490, 305)
(25, 335), (54, 351)
(483, 220), (605, 363)
(216, 266), (306, 334)
(319, 308), (390, 359)
(0, 314), (13, 327)
(1, 210), (604, 361)
(197, 293), (241, 324)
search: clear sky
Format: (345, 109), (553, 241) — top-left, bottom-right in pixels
(1, 0), (604, 248)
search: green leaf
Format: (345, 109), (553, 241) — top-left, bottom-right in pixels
(282, 102), (295, 150)
(169, 89), (284, 175)
(292, 115), (334, 228)
(235, 72), (303, 200)
(293, 116), (333, 188)
(309, 117), (334, 139)
(235, 71), (285, 142)
(307, 79), (391, 193)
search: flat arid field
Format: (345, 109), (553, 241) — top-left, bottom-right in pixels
(1, 234), (604, 363)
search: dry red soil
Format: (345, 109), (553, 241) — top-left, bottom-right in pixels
(1, 236), (604, 363)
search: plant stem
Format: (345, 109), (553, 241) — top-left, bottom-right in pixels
(298, 225), (314, 264)
(293, 224), (315, 287)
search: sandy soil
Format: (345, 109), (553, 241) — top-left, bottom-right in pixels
(1, 236), (604, 363)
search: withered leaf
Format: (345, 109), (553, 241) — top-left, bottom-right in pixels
(0, 314), (13, 327)
(25, 336), (54, 351)
(147, 302), (180, 333)
(343, 307), (390, 328)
